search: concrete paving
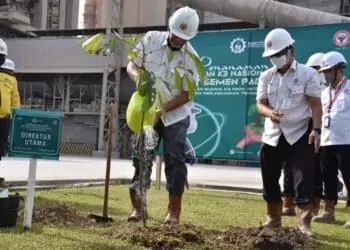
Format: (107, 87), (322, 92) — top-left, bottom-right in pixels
(0, 156), (263, 190)
(0, 156), (347, 199)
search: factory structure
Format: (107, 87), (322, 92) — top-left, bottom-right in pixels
(0, 0), (348, 159)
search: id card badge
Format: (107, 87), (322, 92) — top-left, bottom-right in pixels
(324, 115), (330, 128)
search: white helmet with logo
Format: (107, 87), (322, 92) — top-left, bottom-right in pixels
(168, 6), (199, 41)
(0, 39), (8, 56)
(262, 28), (295, 58)
(1, 58), (15, 71)
(306, 53), (325, 68)
(319, 51), (347, 72)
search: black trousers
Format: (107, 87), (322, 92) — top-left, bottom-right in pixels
(282, 153), (323, 199)
(260, 129), (316, 205)
(0, 117), (11, 160)
(320, 145), (350, 204)
(130, 116), (190, 196)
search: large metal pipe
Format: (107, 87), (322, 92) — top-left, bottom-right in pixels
(172, 0), (350, 27)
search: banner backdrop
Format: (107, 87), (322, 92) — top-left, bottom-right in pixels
(182, 23), (350, 161)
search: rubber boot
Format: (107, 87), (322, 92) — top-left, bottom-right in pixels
(344, 221), (350, 229)
(297, 203), (314, 237)
(312, 200), (336, 223)
(282, 196), (296, 216)
(263, 202), (282, 228)
(164, 195), (182, 225)
(311, 198), (321, 218)
(127, 189), (148, 222)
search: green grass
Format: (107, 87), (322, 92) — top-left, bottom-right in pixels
(0, 185), (349, 249)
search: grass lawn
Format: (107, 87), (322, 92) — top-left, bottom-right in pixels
(0, 185), (349, 249)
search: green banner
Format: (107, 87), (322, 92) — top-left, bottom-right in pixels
(185, 23), (350, 161)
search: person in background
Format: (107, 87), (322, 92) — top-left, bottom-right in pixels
(281, 52), (325, 218)
(0, 58), (20, 156)
(256, 28), (322, 236)
(126, 6), (199, 225)
(312, 51), (350, 224)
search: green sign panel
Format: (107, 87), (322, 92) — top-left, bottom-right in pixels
(9, 109), (63, 160)
(178, 23), (350, 162)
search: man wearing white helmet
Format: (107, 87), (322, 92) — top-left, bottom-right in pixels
(126, 6), (200, 225)
(281, 52), (326, 218)
(0, 39), (7, 66)
(0, 58), (20, 159)
(256, 28), (322, 236)
(312, 51), (350, 226)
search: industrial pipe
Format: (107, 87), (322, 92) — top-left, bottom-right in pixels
(172, 0), (350, 27)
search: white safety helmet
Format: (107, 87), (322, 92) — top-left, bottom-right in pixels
(168, 6), (199, 41)
(319, 51), (347, 72)
(1, 58), (15, 71)
(262, 28), (295, 58)
(0, 39), (8, 56)
(306, 53), (325, 68)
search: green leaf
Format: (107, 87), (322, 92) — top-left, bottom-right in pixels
(142, 88), (156, 112)
(158, 93), (166, 118)
(125, 35), (140, 47)
(107, 37), (118, 53)
(175, 67), (182, 90)
(128, 50), (139, 61)
(94, 47), (105, 55)
(167, 47), (174, 64)
(137, 69), (155, 97)
(82, 33), (104, 54)
(186, 77), (197, 102)
(186, 49), (208, 82)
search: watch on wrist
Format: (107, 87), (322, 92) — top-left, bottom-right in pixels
(313, 128), (321, 135)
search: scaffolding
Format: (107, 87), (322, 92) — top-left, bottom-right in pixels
(97, 0), (124, 155)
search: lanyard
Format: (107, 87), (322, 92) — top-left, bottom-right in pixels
(328, 77), (347, 113)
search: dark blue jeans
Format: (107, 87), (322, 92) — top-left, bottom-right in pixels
(130, 116), (190, 196)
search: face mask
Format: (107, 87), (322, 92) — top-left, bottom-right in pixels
(324, 71), (336, 85)
(270, 54), (288, 69)
(168, 37), (183, 51)
(318, 72), (326, 85)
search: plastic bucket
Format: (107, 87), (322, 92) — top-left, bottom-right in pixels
(0, 194), (21, 228)
(126, 92), (156, 133)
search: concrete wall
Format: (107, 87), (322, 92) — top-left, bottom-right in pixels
(61, 116), (98, 144)
(5, 37), (118, 73)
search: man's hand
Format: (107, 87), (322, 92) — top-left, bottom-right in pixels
(309, 130), (320, 153)
(154, 109), (162, 125)
(269, 110), (284, 124)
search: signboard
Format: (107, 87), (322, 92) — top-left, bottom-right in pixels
(9, 109), (63, 160)
(181, 23), (350, 162)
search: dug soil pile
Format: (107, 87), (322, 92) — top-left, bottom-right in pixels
(19, 203), (94, 227)
(113, 224), (316, 250)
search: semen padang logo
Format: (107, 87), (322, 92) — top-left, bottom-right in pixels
(230, 38), (247, 54)
(333, 30), (350, 47)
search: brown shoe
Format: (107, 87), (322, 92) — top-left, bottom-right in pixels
(127, 189), (148, 222)
(282, 197), (296, 216)
(263, 202), (282, 228)
(344, 221), (350, 229)
(297, 203), (314, 237)
(164, 195), (182, 225)
(311, 198), (321, 218)
(312, 200), (336, 224)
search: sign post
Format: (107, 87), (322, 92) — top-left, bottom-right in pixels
(8, 108), (63, 230)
